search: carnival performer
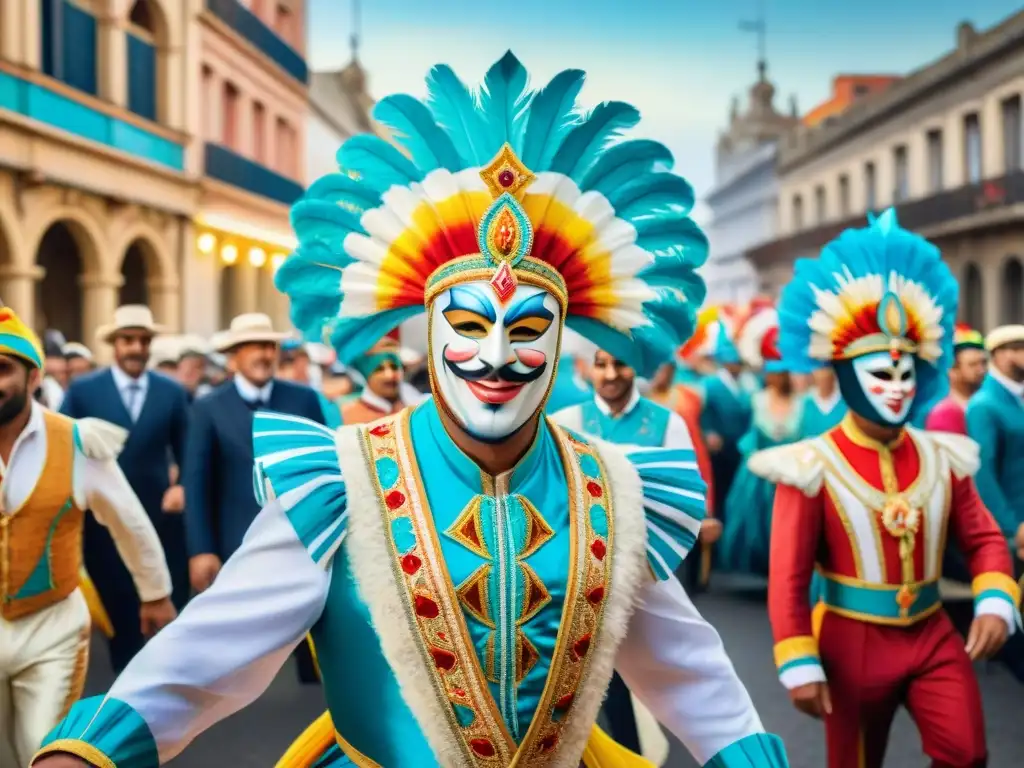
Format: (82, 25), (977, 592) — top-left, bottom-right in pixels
(925, 325), (986, 435)
(797, 367), (845, 439)
(0, 307), (175, 768)
(758, 210), (1018, 768)
(699, 317), (752, 527)
(719, 308), (801, 576)
(33, 53), (788, 768)
(341, 337), (409, 423)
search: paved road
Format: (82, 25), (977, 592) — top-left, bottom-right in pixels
(83, 583), (1022, 767)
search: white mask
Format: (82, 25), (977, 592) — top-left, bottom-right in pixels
(851, 352), (917, 425)
(429, 281), (562, 442)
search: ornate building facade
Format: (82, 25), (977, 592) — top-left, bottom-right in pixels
(0, 0), (194, 358)
(702, 63), (799, 303)
(0, 0), (309, 357)
(749, 11), (1024, 331)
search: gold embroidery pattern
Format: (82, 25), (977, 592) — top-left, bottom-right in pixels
(513, 428), (614, 764)
(363, 414), (514, 765)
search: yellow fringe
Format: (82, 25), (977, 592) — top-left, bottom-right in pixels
(79, 569), (114, 639)
(274, 714), (653, 768)
(811, 600), (827, 640)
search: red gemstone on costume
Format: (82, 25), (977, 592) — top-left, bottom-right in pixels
(369, 424), (390, 436)
(470, 738), (496, 757)
(586, 585), (605, 605)
(555, 693), (574, 711)
(401, 554), (422, 574)
(590, 539), (606, 561)
(453, 687), (466, 697)
(415, 595), (440, 619)
(431, 647), (457, 671)
(572, 634), (592, 659)
(490, 261), (518, 303)
(586, 481), (603, 498)
(385, 490), (406, 509)
(539, 733), (559, 753)
(438, 631), (447, 640)
(497, 169), (515, 188)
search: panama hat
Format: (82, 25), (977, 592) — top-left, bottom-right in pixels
(214, 313), (290, 353)
(985, 325), (1024, 352)
(96, 305), (166, 344)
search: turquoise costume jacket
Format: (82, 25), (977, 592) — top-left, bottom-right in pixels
(966, 374), (1024, 536)
(40, 402), (788, 768)
(700, 374), (752, 445)
(797, 393), (846, 439)
(579, 398), (671, 447)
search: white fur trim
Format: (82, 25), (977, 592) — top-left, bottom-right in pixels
(917, 429), (980, 479)
(338, 425), (471, 766)
(541, 435), (649, 768)
(75, 417), (128, 460)
(745, 439), (826, 496)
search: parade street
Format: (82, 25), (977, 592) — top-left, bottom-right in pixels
(83, 579), (1022, 768)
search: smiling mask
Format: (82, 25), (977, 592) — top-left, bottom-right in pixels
(430, 283), (561, 441)
(836, 352), (917, 426)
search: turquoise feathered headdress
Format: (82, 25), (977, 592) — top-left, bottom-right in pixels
(777, 209), (958, 416)
(277, 51), (707, 377)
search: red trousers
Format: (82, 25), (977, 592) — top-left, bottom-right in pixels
(818, 610), (987, 768)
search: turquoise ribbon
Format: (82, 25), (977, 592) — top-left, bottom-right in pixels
(350, 351), (402, 380)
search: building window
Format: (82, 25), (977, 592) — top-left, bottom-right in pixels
(926, 129), (943, 193)
(864, 161), (877, 211)
(275, 3), (293, 43)
(893, 145), (909, 203)
(964, 112), (982, 183)
(1002, 257), (1024, 324)
(40, 0), (99, 96)
(814, 185), (826, 224)
(962, 263), (983, 330)
(838, 174), (850, 217)
(792, 194), (804, 231)
(275, 116), (295, 176)
(201, 66), (215, 140)
(223, 81), (240, 149)
(854, 84), (869, 97)
(126, 0), (158, 121)
(1002, 95), (1022, 173)
(253, 101), (266, 163)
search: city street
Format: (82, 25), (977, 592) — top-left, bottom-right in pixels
(82, 580), (1022, 767)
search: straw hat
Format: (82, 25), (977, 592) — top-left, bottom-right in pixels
(96, 305), (166, 344)
(214, 313), (290, 353)
(62, 342), (94, 361)
(985, 324), (1024, 352)
(149, 335), (181, 368)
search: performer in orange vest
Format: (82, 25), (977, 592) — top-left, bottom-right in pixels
(0, 307), (175, 767)
(757, 211), (1019, 768)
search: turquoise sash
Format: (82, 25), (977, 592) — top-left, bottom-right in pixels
(820, 573), (940, 625)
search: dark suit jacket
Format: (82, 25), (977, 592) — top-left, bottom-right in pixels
(61, 368), (190, 521)
(184, 378), (325, 560)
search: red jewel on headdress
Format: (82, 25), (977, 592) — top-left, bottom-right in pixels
(498, 169), (515, 188)
(490, 261), (518, 303)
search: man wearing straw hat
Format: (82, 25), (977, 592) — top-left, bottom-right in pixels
(60, 305), (191, 670)
(0, 306), (174, 767)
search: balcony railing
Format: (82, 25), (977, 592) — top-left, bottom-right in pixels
(205, 0), (307, 84)
(204, 143), (304, 205)
(747, 170), (1024, 266)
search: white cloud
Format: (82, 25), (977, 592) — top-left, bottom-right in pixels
(324, 27), (723, 200)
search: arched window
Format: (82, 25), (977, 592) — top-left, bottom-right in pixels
(40, 0), (99, 95)
(126, 0), (163, 121)
(1001, 257), (1024, 324)
(791, 194), (804, 231)
(961, 263), (984, 330)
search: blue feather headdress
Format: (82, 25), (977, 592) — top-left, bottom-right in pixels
(777, 209), (958, 416)
(276, 51), (707, 377)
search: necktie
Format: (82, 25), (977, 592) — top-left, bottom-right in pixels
(125, 383), (141, 421)
(247, 398), (267, 411)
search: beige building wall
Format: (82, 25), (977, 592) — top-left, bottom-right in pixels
(0, 0), (196, 362)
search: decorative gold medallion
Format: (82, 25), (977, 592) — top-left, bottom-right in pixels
(479, 143), (536, 199)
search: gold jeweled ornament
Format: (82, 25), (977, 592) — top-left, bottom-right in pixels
(880, 495), (922, 618)
(478, 144), (536, 303)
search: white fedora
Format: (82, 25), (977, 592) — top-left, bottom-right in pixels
(214, 313), (291, 353)
(96, 305), (167, 344)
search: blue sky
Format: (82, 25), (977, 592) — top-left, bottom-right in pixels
(305, 0), (1021, 220)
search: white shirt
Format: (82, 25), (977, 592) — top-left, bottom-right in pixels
(234, 376), (274, 405)
(989, 366), (1024, 399)
(105, 502), (762, 764)
(0, 402), (171, 602)
(716, 368), (740, 396)
(111, 365), (149, 422)
(554, 386), (695, 450)
(359, 388), (399, 413)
